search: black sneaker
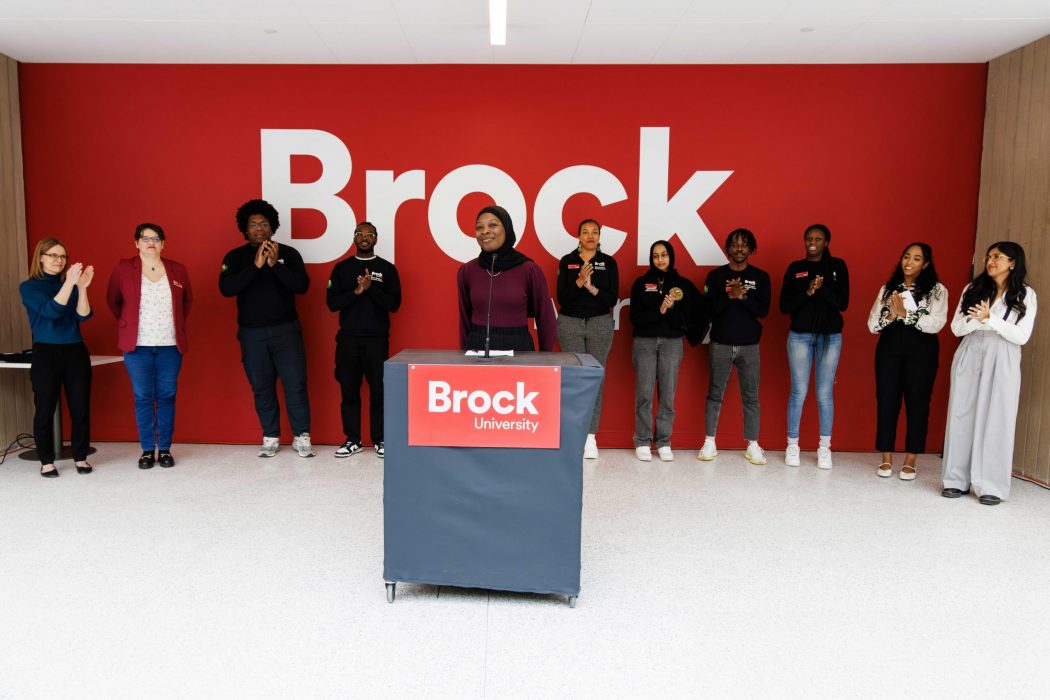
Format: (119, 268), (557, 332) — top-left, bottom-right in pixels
(335, 439), (363, 458)
(158, 451), (175, 468)
(138, 451), (156, 469)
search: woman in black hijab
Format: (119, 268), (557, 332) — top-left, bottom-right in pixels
(457, 205), (557, 352)
(629, 240), (702, 462)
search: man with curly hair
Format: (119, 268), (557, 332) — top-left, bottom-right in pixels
(219, 199), (314, 458)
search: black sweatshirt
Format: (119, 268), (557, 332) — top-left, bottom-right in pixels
(629, 269), (701, 339)
(779, 255), (850, 334)
(704, 263), (771, 345)
(326, 255), (402, 338)
(556, 250), (619, 318)
(219, 241), (310, 328)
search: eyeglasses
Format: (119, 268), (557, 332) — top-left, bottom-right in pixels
(42, 253), (67, 261)
(355, 232), (377, 238)
(139, 236), (162, 244)
(985, 253), (1012, 262)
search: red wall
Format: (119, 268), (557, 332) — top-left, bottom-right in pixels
(17, 64), (987, 451)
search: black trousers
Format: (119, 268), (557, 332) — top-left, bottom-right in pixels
(874, 327), (939, 454)
(237, 320), (311, 437)
(335, 335), (388, 444)
(30, 342), (92, 464)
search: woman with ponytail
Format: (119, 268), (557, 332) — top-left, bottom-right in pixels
(941, 241), (1037, 506)
(556, 219), (619, 459)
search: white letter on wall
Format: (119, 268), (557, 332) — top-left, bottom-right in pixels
(534, 165), (628, 258)
(637, 127), (731, 266)
(261, 129), (356, 264)
(428, 165), (527, 263)
(365, 170), (426, 263)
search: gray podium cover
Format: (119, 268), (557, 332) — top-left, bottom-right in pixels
(383, 350), (603, 598)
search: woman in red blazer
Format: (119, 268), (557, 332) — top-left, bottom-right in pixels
(106, 223), (192, 469)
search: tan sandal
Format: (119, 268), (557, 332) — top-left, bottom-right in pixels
(876, 462), (892, 478)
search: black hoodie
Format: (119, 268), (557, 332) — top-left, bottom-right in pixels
(629, 240), (703, 341)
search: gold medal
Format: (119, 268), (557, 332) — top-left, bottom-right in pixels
(669, 287), (683, 301)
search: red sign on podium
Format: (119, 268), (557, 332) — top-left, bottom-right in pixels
(407, 364), (562, 448)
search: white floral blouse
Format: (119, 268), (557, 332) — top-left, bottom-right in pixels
(136, 274), (177, 346)
(867, 282), (949, 335)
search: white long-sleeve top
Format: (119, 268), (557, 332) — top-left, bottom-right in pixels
(867, 282), (949, 335)
(950, 283), (1038, 345)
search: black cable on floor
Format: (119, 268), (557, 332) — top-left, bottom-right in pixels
(0, 433), (35, 465)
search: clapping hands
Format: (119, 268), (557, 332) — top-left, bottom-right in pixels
(967, 299), (991, 321)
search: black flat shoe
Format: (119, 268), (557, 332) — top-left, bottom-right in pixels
(75, 462), (93, 474)
(941, 487), (970, 498)
(979, 495), (1002, 506)
(138, 451), (156, 469)
(40, 466), (59, 478)
(158, 451), (175, 468)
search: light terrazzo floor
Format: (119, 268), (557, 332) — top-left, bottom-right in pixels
(1, 441), (1048, 699)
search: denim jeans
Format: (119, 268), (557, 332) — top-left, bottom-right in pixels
(706, 342), (761, 440)
(124, 345), (183, 451)
(786, 331), (842, 439)
(632, 336), (683, 447)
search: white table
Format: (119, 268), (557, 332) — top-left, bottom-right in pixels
(0, 354), (123, 461)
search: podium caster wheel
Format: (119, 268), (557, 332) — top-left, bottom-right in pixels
(567, 595), (577, 608)
(386, 582), (396, 603)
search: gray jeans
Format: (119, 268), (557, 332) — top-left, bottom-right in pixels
(557, 313), (614, 433)
(632, 336), (683, 447)
(705, 342), (761, 441)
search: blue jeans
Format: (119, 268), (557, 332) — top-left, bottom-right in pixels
(786, 331), (842, 439)
(124, 345), (183, 451)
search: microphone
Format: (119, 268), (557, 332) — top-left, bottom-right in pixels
(483, 251), (497, 358)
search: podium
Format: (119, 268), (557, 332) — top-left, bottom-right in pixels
(383, 349), (603, 607)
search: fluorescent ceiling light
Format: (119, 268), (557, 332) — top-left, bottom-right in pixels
(490, 0), (506, 46)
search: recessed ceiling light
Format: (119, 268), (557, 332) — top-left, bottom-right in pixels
(800, 27), (815, 33)
(490, 0), (507, 46)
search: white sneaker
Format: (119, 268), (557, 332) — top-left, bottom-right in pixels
(744, 442), (767, 466)
(785, 443), (801, 467)
(258, 436), (280, 458)
(697, 438), (717, 461)
(375, 442), (384, 458)
(658, 446), (674, 462)
(817, 446), (833, 470)
(292, 432), (315, 458)
(635, 445), (652, 462)
(583, 433), (599, 460)
(335, 439), (363, 458)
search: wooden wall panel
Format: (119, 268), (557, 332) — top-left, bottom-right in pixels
(0, 53), (32, 452)
(976, 35), (1050, 486)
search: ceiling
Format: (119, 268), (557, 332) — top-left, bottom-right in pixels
(0, 0), (1048, 64)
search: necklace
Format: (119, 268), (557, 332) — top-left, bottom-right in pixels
(487, 270), (502, 278)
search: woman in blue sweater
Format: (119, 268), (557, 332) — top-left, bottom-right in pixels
(19, 238), (95, 477)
